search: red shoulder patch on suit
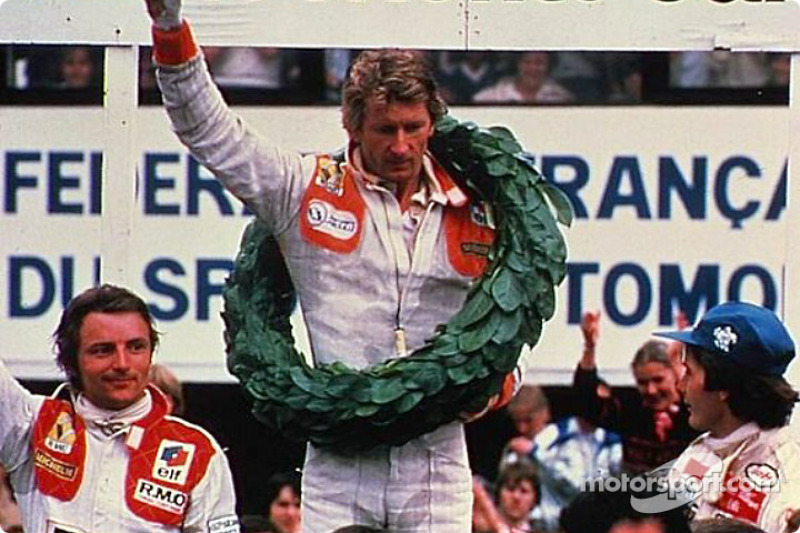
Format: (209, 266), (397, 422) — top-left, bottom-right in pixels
(300, 155), (365, 254)
(124, 388), (217, 525)
(444, 201), (494, 278)
(32, 398), (87, 501)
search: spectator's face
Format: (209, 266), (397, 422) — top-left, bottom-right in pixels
(77, 312), (152, 410)
(269, 485), (301, 533)
(509, 406), (549, 439)
(633, 361), (680, 412)
(680, 353), (728, 435)
(350, 97), (433, 187)
(61, 48), (94, 88)
(770, 55), (790, 86)
(498, 479), (537, 524)
(516, 52), (549, 88)
(463, 51), (488, 68)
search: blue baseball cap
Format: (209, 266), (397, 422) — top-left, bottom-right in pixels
(654, 302), (795, 377)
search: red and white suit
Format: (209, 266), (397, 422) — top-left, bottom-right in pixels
(0, 360), (239, 533)
(670, 422), (800, 533)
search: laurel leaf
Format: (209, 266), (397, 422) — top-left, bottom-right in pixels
(370, 379), (407, 404)
(491, 269), (524, 312)
(448, 289), (495, 329)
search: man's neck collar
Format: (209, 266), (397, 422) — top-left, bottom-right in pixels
(705, 420), (758, 446)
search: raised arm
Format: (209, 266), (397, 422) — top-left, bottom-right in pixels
(572, 311), (624, 431)
(0, 359), (42, 472)
(578, 310), (600, 371)
(141, 0), (317, 235)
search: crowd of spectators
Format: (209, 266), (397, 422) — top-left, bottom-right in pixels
(461, 309), (691, 533)
(0, 300), (785, 533)
(460, 305), (789, 533)
(0, 311), (774, 533)
(1, 46), (791, 106)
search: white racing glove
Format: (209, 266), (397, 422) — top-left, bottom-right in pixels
(149, 0), (183, 30)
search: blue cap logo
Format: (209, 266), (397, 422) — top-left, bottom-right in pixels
(712, 326), (738, 353)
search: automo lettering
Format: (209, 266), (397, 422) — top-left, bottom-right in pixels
(566, 262), (778, 326)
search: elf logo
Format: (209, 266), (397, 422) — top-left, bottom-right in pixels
(134, 479), (188, 515)
(152, 440), (195, 485)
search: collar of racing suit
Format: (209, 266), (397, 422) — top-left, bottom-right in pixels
(72, 389), (153, 437)
(699, 422), (760, 504)
(348, 143), (468, 208)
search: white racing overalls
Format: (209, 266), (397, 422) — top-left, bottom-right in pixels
(0, 360), (239, 533)
(153, 22), (502, 533)
(670, 422), (800, 532)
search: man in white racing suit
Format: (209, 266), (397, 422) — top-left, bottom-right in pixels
(141, 1), (522, 531)
(656, 301), (800, 533)
(0, 284), (239, 533)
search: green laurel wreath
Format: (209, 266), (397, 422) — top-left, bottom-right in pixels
(222, 116), (573, 454)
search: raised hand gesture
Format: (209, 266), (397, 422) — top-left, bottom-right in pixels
(143, 0), (182, 30)
(579, 310), (600, 369)
(666, 309), (689, 378)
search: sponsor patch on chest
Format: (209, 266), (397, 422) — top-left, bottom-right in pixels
(470, 202), (492, 227)
(461, 241), (491, 258)
(306, 199), (359, 241)
(134, 478), (189, 515)
(45, 411), (77, 454)
(314, 157), (346, 196)
(34, 449), (78, 480)
(208, 515), (241, 533)
(716, 476), (768, 524)
(744, 463), (780, 490)
(152, 439), (196, 485)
